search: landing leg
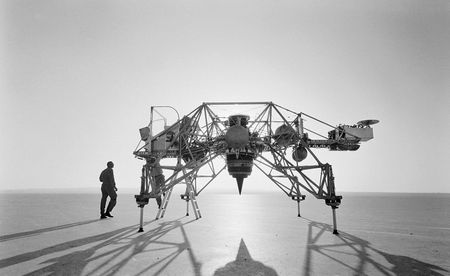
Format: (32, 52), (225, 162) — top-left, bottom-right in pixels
(156, 188), (173, 220)
(186, 198), (189, 216)
(190, 195), (201, 219)
(332, 207), (338, 235)
(135, 194), (149, 232)
(291, 195), (305, 217)
(184, 178), (201, 219)
(138, 207), (144, 232)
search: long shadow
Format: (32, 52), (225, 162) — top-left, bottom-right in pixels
(0, 219), (99, 242)
(120, 218), (202, 276)
(0, 218), (202, 276)
(303, 219), (448, 276)
(213, 238), (278, 276)
(0, 224), (137, 270)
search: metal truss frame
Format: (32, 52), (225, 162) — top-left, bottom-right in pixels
(134, 102), (366, 234)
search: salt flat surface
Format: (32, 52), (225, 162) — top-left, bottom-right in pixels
(1, 190), (449, 275)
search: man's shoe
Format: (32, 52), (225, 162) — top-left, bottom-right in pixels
(105, 213), (114, 218)
(100, 215), (107, 219)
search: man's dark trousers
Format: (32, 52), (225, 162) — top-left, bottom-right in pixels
(101, 184), (117, 215)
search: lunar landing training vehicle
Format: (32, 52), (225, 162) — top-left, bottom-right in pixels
(133, 102), (378, 234)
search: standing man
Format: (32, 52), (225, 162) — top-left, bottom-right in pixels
(99, 161), (118, 219)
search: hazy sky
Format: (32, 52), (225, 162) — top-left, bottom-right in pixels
(1, 0), (449, 193)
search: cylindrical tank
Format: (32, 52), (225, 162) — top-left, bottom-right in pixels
(225, 125), (249, 149)
(337, 144), (360, 151)
(292, 146), (308, 162)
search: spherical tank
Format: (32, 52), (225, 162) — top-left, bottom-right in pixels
(292, 146), (308, 162)
(274, 124), (296, 146)
(225, 125), (249, 149)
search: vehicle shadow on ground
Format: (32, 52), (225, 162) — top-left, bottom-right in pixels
(303, 219), (448, 276)
(213, 238), (278, 276)
(0, 219), (99, 242)
(0, 217), (201, 276)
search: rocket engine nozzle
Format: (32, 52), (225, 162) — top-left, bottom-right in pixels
(224, 114), (254, 194)
(226, 153), (254, 194)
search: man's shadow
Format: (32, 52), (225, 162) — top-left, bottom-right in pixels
(303, 219), (448, 276)
(0, 217), (202, 276)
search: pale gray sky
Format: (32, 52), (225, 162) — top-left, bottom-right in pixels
(1, 0), (449, 193)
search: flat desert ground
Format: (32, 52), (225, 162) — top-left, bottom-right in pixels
(1, 191), (449, 275)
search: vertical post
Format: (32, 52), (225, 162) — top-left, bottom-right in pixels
(297, 199), (301, 217)
(186, 198), (190, 216)
(140, 167), (145, 194)
(184, 179), (190, 216)
(138, 207), (144, 232)
(323, 163), (341, 235)
(332, 207), (338, 235)
(147, 107), (154, 154)
(299, 117), (304, 138)
(137, 163), (149, 232)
